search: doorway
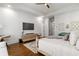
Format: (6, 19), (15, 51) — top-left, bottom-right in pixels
(49, 16), (55, 36)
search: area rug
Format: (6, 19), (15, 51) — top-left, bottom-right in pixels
(23, 41), (38, 53)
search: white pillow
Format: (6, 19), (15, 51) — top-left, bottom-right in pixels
(69, 31), (78, 46)
(76, 39), (79, 50)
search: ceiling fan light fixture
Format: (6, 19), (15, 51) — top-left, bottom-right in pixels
(45, 3), (50, 8)
(45, 3), (47, 6)
(35, 3), (50, 8)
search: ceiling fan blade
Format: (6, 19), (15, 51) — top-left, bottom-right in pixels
(35, 3), (50, 8)
(46, 4), (50, 8)
(35, 3), (45, 5)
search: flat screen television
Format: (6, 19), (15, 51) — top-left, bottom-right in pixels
(23, 22), (34, 30)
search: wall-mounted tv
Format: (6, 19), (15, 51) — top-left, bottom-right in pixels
(23, 22), (34, 30)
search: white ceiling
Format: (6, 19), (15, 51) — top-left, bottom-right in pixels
(23, 3), (74, 14)
(0, 3), (79, 17)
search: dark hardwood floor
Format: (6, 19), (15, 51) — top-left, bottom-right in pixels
(7, 43), (44, 56)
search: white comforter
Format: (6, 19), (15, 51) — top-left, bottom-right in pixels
(38, 38), (79, 56)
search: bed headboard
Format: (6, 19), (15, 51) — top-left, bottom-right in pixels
(70, 21), (79, 31)
(54, 21), (79, 35)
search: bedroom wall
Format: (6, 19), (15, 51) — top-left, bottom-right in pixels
(36, 16), (49, 36)
(54, 9), (79, 36)
(0, 11), (4, 35)
(0, 7), (39, 44)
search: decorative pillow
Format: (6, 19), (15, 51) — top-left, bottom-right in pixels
(58, 32), (69, 36)
(76, 39), (79, 50)
(69, 31), (78, 46)
(64, 34), (70, 41)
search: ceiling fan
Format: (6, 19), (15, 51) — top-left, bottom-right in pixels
(35, 3), (50, 8)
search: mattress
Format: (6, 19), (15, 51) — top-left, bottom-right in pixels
(38, 38), (79, 56)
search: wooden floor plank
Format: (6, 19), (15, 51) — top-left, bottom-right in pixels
(7, 43), (44, 56)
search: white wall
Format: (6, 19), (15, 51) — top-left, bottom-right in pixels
(35, 16), (49, 36)
(0, 7), (39, 44)
(54, 9), (79, 36)
(35, 16), (44, 36)
(43, 17), (49, 36)
(0, 9), (4, 35)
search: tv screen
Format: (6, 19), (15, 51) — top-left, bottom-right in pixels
(23, 23), (34, 30)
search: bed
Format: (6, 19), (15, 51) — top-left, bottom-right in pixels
(38, 38), (79, 56)
(37, 21), (79, 56)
